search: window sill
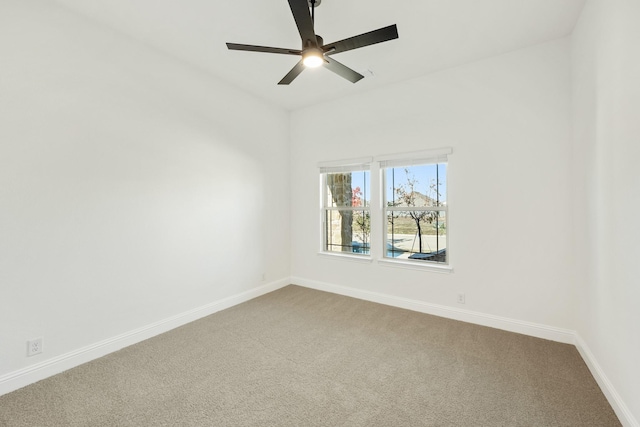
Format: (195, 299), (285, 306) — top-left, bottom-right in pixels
(377, 258), (453, 273)
(317, 252), (373, 263)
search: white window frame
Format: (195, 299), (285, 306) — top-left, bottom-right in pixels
(319, 157), (373, 259)
(378, 148), (452, 272)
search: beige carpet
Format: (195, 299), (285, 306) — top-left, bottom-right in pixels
(0, 285), (620, 426)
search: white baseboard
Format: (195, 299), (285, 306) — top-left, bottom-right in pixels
(575, 335), (639, 427)
(3, 277), (637, 427)
(291, 277), (575, 344)
(0, 278), (290, 397)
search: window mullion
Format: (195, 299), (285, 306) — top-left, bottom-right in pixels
(385, 207), (448, 212)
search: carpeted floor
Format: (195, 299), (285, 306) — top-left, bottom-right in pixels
(0, 285), (621, 426)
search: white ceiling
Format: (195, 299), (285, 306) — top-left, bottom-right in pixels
(52, 0), (586, 110)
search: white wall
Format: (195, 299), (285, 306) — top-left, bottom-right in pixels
(572, 0), (640, 423)
(0, 0), (290, 380)
(2, 0), (637, 421)
(290, 39), (575, 331)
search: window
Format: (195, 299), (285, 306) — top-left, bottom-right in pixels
(319, 149), (451, 267)
(320, 159), (371, 255)
(382, 158), (448, 264)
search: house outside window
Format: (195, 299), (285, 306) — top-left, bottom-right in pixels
(320, 158), (371, 255)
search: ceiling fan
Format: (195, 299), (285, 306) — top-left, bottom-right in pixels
(226, 0), (398, 85)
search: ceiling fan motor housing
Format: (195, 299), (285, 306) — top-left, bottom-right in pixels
(302, 35), (323, 54)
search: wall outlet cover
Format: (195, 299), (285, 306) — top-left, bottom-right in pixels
(27, 337), (43, 356)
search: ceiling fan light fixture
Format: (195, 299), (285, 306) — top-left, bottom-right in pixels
(302, 49), (323, 68)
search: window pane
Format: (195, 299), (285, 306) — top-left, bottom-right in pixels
(325, 171), (370, 208)
(386, 164), (446, 207)
(325, 209), (370, 254)
(386, 210), (447, 262)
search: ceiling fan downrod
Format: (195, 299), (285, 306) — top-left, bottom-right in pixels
(310, 0), (316, 26)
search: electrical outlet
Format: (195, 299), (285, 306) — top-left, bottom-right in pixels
(456, 293), (466, 304)
(27, 337), (43, 356)
(261, 273), (266, 281)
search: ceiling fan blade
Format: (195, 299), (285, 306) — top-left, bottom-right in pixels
(323, 24), (398, 55)
(226, 43), (302, 55)
(288, 0), (317, 47)
(323, 57), (364, 83)
(278, 60), (306, 85)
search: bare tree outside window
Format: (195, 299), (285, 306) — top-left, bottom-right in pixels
(392, 168), (441, 254)
(386, 162), (447, 263)
(352, 186), (370, 247)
